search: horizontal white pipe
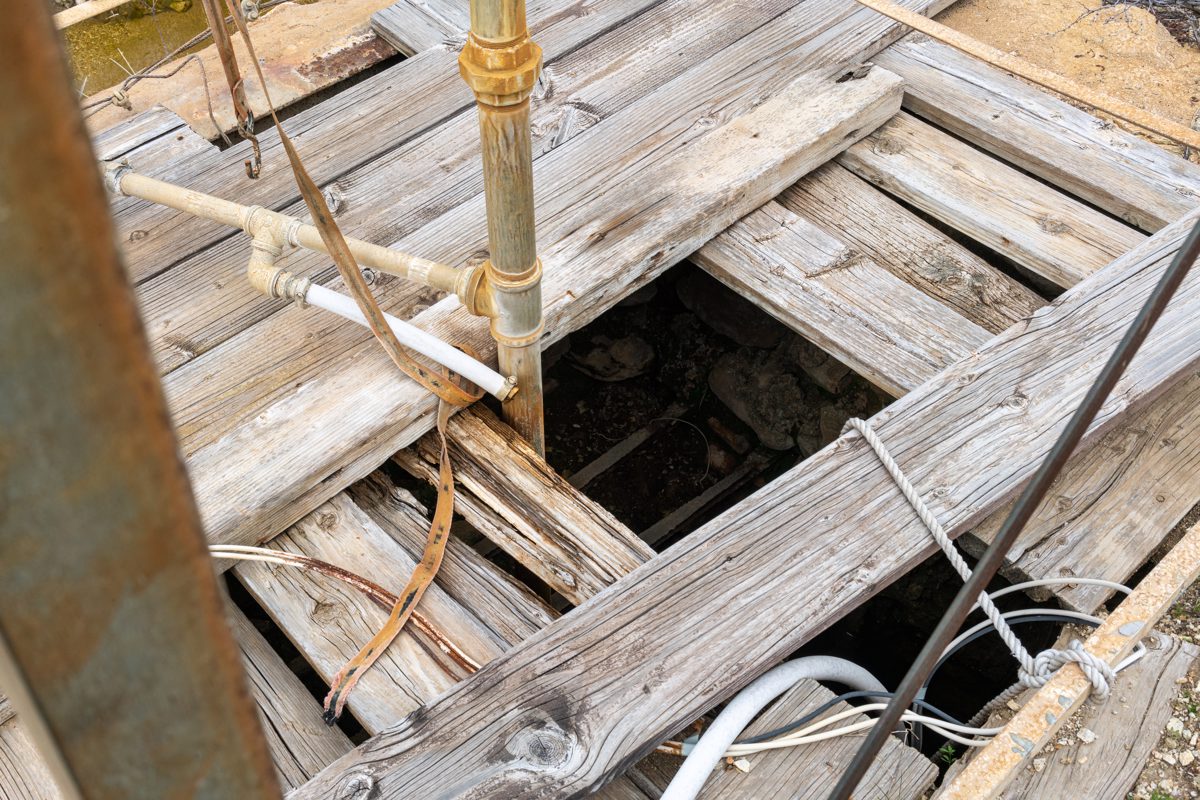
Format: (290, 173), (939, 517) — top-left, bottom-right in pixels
(305, 284), (510, 400)
(661, 656), (886, 800)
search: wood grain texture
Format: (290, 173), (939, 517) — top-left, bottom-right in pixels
(229, 609), (353, 790)
(288, 211), (1200, 799)
(371, 0), (469, 55)
(233, 493), (507, 734)
(395, 406), (653, 605)
(348, 471), (558, 645)
(695, 198), (989, 396)
(0, 718), (61, 800)
(838, 111), (1145, 287)
(876, 36), (1200, 233)
(779, 162), (1042, 334)
(990, 633), (1197, 800)
(695, 682), (936, 799)
(965, 372), (1200, 613)
(183, 62), (907, 559)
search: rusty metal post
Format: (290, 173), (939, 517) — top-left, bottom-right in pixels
(0, 2), (280, 797)
(459, 0), (546, 453)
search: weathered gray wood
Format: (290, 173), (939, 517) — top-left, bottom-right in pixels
(780, 162), (1042, 334)
(348, 472), (557, 645)
(696, 682), (936, 799)
(234, 493), (507, 734)
(0, 717), (61, 800)
(876, 35), (1200, 233)
(183, 61), (907, 557)
(966, 372), (1200, 613)
(289, 212), (1200, 798)
(964, 633), (1197, 800)
(395, 406), (653, 605)
(838, 111), (1145, 288)
(370, 0), (468, 55)
(696, 199), (989, 397)
(230, 609), (353, 790)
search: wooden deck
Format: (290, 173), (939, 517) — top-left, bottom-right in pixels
(8, 0), (1200, 796)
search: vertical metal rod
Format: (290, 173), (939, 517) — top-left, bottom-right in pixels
(829, 216), (1200, 800)
(460, 0), (546, 453)
(0, 1), (281, 796)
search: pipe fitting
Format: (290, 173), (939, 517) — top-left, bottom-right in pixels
(478, 258), (543, 348)
(246, 234), (283, 296)
(102, 159), (132, 195)
(458, 31), (542, 107)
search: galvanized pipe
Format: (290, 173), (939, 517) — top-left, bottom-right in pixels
(460, 0), (546, 453)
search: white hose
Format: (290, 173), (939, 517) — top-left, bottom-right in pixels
(305, 283), (511, 400)
(660, 657), (886, 800)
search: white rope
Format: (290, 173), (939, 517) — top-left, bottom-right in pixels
(842, 418), (1115, 699)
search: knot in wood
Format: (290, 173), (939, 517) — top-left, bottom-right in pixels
(336, 772), (378, 800)
(508, 724), (574, 767)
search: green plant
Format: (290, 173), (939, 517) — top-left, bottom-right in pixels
(935, 742), (958, 766)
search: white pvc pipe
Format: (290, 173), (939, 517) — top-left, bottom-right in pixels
(305, 283), (510, 400)
(660, 657), (887, 800)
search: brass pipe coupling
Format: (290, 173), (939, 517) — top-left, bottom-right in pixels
(458, 26), (542, 108)
(460, 258), (544, 348)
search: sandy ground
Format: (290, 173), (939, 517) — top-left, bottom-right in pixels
(938, 0), (1200, 159)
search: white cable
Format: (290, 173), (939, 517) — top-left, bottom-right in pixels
(305, 283), (511, 400)
(659, 657), (886, 800)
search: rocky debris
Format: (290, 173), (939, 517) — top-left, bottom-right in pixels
(778, 335), (852, 394)
(708, 347), (816, 451)
(675, 270), (787, 349)
(568, 334), (655, 382)
(1078, 727), (1097, 744)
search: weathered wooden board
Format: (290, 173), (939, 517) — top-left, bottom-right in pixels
(838, 111), (1145, 288)
(965, 373), (1200, 612)
(695, 682), (936, 799)
(233, 492), (508, 734)
(395, 406), (652, 605)
(371, 0), (470, 54)
(348, 472), (558, 644)
(289, 212), (1200, 798)
(229, 609), (354, 790)
(984, 633), (1197, 800)
(182, 61), (907, 558)
(779, 162), (1042, 334)
(695, 199), (989, 396)
(876, 35), (1200, 233)
(0, 716), (61, 800)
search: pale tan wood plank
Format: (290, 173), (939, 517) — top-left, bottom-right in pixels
(838, 110), (1145, 288)
(876, 35), (1200, 233)
(697, 682), (936, 800)
(989, 633), (1197, 800)
(290, 208), (1200, 799)
(695, 199), (990, 397)
(233, 493), (507, 734)
(395, 406), (653, 605)
(183, 63), (906, 557)
(229, 609), (353, 790)
(779, 162), (1043, 334)
(370, 0), (469, 55)
(347, 471), (558, 645)
(0, 718), (62, 800)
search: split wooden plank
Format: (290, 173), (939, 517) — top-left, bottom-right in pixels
(875, 36), (1200, 233)
(348, 471), (558, 644)
(371, 0), (469, 54)
(838, 111), (1145, 288)
(229, 609), (353, 791)
(395, 406), (653, 605)
(141, 0), (803, 379)
(233, 493), (508, 734)
(183, 61), (908, 557)
(0, 716), (61, 800)
(779, 162), (1042, 334)
(941, 522), (1200, 800)
(966, 372), (1200, 613)
(967, 633), (1197, 800)
(291, 208), (1200, 799)
(694, 682), (936, 799)
(695, 198), (990, 397)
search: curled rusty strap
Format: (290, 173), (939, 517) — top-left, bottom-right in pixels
(322, 399), (459, 723)
(199, 0), (260, 177)
(223, 0), (484, 720)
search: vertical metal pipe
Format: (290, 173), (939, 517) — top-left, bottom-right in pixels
(460, 0), (546, 453)
(0, 2), (280, 797)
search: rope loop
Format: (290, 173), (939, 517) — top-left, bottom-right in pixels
(1019, 640), (1115, 698)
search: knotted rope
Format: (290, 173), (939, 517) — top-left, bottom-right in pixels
(841, 418), (1116, 701)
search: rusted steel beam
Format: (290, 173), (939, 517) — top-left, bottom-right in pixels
(939, 521), (1200, 800)
(0, 3), (280, 798)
